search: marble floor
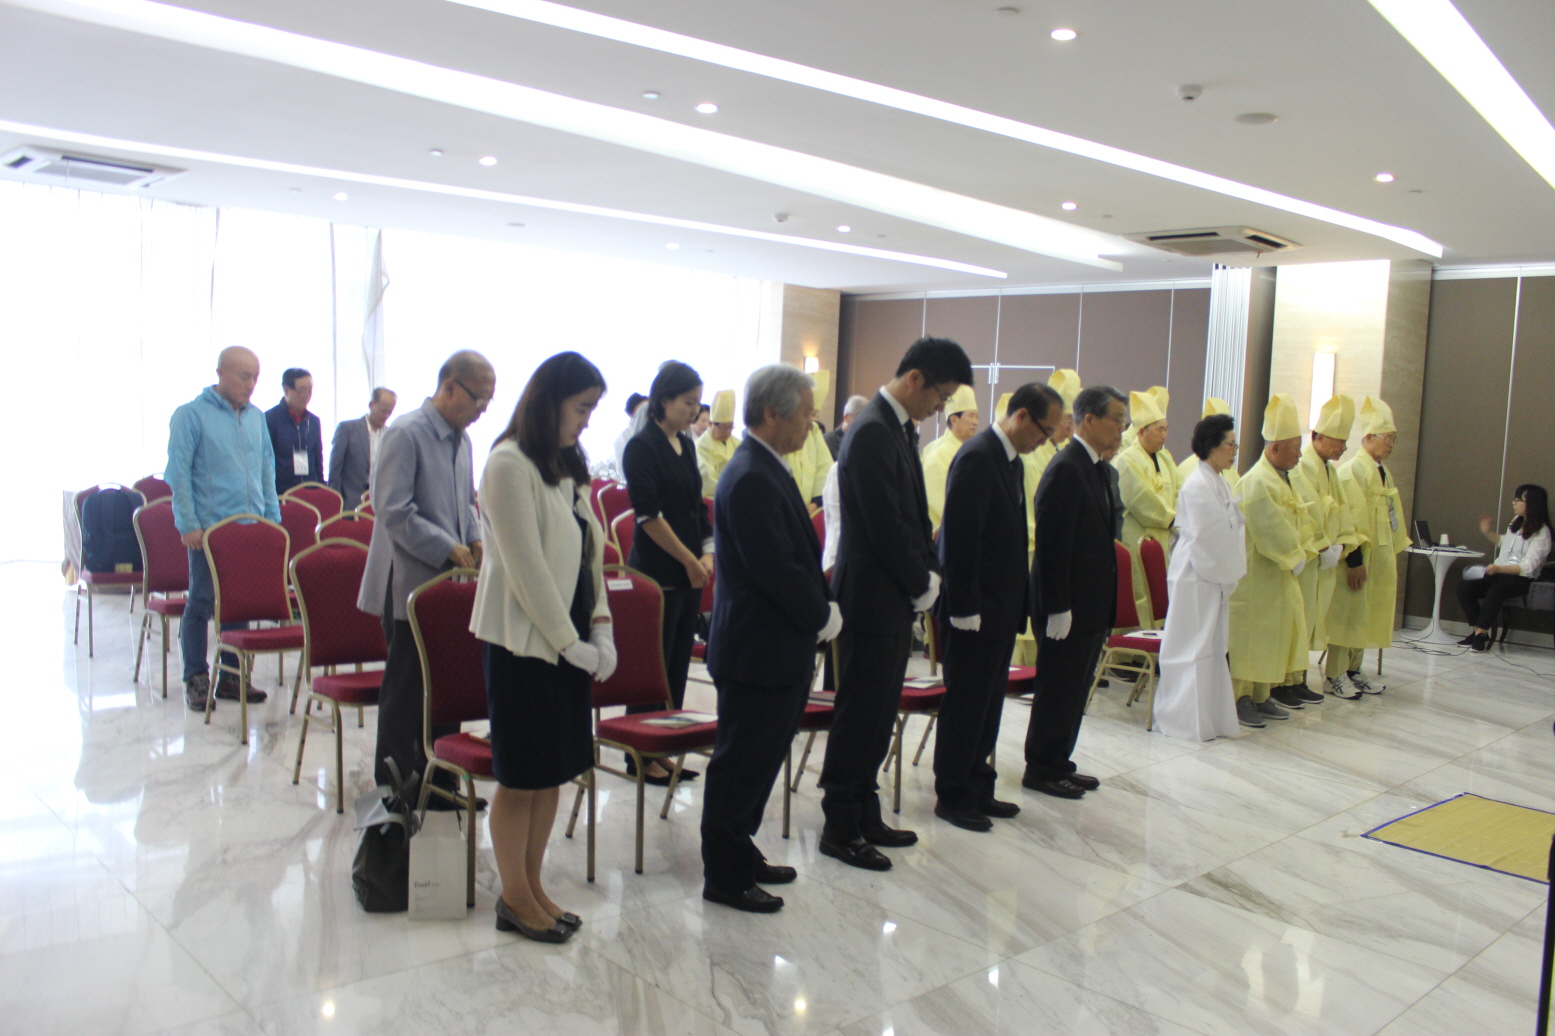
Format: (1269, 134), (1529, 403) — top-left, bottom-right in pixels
(6, 560), (1555, 1035)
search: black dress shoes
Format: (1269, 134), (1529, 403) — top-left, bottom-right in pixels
(753, 861), (798, 885)
(1066, 773), (1101, 791)
(861, 825), (918, 848)
(819, 836), (893, 871)
(978, 798), (1021, 819)
(703, 885), (785, 913)
(1021, 774), (1086, 799)
(934, 802), (993, 832)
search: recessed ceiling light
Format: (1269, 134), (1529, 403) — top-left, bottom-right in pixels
(641, 90), (660, 100)
(1234, 112), (1279, 126)
(1375, 172), (1395, 183)
(996, 6), (1020, 16)
(478, 155), (498, 166)
(836, 224), (851, 232)
(1050, 28), (1078, 41)
(1408, 188), (1425, 194)
(332, 191), (349, 201)
(505, 221), (525, 227)
(1060, 201), (1078, 211)
(287, 186), (302, 193)
(1368, 0), (1555, 191)
(665, 242), (680, 249)
(695, 102), (719, 114)
(429, 148), (444, 157)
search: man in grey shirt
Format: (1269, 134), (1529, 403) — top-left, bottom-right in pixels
(359, 350), (493, 801)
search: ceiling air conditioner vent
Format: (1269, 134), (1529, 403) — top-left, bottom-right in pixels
(1124, 226), (1301, 257)
(0, 146), (186, 188)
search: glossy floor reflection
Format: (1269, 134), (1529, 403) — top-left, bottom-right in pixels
(6, 562), (1553, 1035)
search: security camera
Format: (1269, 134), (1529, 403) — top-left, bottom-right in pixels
(1178, 83), (1203, 102)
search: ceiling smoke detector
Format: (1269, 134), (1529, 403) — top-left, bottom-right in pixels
(1, 145), (185, 188)
(1124, 226), (1301, 257)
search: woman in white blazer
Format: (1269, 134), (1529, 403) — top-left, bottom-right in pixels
(472, 352), (616, 944)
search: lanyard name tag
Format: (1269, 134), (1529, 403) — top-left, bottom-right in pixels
(293, 449), (310, 476)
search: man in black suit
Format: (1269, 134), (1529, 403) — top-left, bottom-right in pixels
(820, 337), (974, 871)
(702, 365), (842, 913)
(328, 387), (397, 508)
(1023, 385), (1128, 799)
(933, 383), (1063, 831)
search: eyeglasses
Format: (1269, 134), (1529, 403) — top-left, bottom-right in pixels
(933, 385), (956, 405)
(1219, 440), (1240, 451)
(452, 378), (491, 407)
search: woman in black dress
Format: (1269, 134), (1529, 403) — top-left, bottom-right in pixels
(622, 360), (714, 782)
(471, 352), (615, 943)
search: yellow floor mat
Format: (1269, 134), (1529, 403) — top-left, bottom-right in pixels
(1364, 793), (1555, 883)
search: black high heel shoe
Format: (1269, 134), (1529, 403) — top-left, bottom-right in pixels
(495, 898), (572, 943)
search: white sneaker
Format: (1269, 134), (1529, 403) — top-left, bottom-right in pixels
(1325, 676), (1361, 700)
(1347, 672), (1384, 695)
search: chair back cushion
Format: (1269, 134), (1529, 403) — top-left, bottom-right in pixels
(812, 511), (826, 551)
(611, 510), (637, 561)
(205, 516), (293, 624)
(279, 499), (320, 560)
(592, 567), (672, 710)
(132, 475), (172, 503)
(284, 483), (344, 521)
(1113, 542), (1140, 629)
(598, 483), (632, 528)
(1138, 537), (1169, 622)
(318, 511), (375, 547)
(291, 540), (386, 667)
(133, 499), (188, 595)
(407, 573), (487, 727)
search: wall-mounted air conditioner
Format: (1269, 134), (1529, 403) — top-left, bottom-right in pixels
(0, 146), (186, 189)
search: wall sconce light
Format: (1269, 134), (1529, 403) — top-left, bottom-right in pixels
(1309, 352), (1336, 430)
(803, 356), (820, 373)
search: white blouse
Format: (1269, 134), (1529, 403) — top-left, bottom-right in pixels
(1494, 522), (1552, 579)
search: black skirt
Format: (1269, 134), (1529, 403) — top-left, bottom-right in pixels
(483, 642), (594, 790)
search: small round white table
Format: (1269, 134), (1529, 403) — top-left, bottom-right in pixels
(1405, 546), (1485, 644)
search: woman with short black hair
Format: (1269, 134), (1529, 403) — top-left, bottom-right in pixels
(1457, 484), (1550, 651)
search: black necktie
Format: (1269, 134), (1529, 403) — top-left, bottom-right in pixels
(904, 419), (917, 450)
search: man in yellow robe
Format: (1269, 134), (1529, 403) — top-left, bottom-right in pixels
(1015, 370), (1080, 665)
(696, 389), (740, 497)
(1277, 394), (1357, 711)
(1323, 396), (1406, 697)
(922, 383), (980, 530)
(1116, 388), (1182, 626)
(1228, 394), (1308, 727)
(785, 369), (833, 509)
(1177, 398), (1241, 490)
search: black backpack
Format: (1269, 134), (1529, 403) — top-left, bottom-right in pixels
(80, 489), (144, 574)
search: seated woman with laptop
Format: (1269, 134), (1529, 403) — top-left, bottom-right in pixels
(1456, 484), (1550, 652)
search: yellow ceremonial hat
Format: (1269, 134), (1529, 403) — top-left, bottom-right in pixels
(996, 391), (1013, 416)
(1048, 369), (1082, 414)
(1358, 396), (1396, 436)
(1148, 385), (1169, 413)
(1201, 397), (1232, 418)
(945, 383), (978, 415)
(1262, 393), (1302, 442)
(1128, 389), (1166, 428)
(1314, 394), (1356, 439)
(809, 369), (831, 410)
(709, 389), (736, 423)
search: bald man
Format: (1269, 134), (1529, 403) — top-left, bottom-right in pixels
(359, 349), (493, 806)
(167, 346), (283, 713)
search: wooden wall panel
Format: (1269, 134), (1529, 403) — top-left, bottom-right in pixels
(1075, 290), (1173, 400)
(924, 295), (997, 365)
(1166, 288), (1210, 461)
(840, 297), (923, 411)
(996, 293), (1081, 367)
(1504, 277), (1555, 510)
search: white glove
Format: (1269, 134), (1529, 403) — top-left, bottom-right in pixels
(561, 638), (600, 675)
(589, 624), (617, 682)
(1292, 558), (1306, 577)
(1464, 565), (1487, 582)
(911, 571), (941, 613)
(1320, 545), (1343, 570)
(950, 615), (981, 632)
(1045, 610), (1072, 640)
(817, 602), (843, 643)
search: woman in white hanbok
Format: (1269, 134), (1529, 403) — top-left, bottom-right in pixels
(1154, 415), (1246, 741)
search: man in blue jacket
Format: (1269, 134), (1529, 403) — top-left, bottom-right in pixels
(167, 346), (282, 711)
(265, 367), (325, 495)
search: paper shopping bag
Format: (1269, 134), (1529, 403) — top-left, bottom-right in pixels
(407, 812), (466, 921)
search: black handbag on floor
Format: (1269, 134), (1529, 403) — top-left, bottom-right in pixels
(351, 761), (420, 913)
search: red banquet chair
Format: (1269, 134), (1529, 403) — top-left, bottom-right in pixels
(565, 566), (718, 880)
(132, 474), (172, 504)
(610, 510), (636, 562)
(132, 499), (188, 698)
(202, 514), (305, 743)
(589, 478), (613, 528)
(1086, 542), (1161, 729)
(1139, 536), (1170, 629)
(72, 483), (145, 657)
(597, 483), (632, 531)
(278, 498), (321, 562)
(407, 569), (489, 907)
(881, 617), (947, 813)
(811, 510), (826, 552)
(290, 539), (387, 813)
(781, 652), (832, 839)
(317, 510), (374, 547)
(283, 482), (344, 522)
